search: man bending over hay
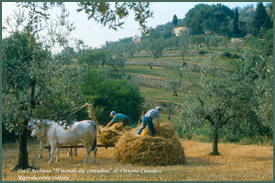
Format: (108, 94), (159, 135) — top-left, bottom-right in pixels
(105, 111), (129, 129)
(137, 106), (163, 136)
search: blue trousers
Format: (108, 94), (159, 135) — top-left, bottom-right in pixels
(137, 117), (155, 136)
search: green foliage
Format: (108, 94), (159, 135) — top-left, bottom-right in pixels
(178, 53), (262, 153)
(152, 22), (174, 39)
(190, 35), (205, 48)
(166, 77), (181, 96)
(238, 4), (255, 24)
(250, 54), (273, 130)
(123, 41), (139, 58)
(261, 28), (273, 57)
(184, 3), (234, 35)
(233, 7), (240, 35)
(220, 52), (240, 59)
(17, 2), (153, 32)
(2, 32), (52, 129)
(166, 36), (179, 50)
(245, 30), (273, 57)
(172, 14), (178, 27)
(179, 46), (188, 60)
(198, 50), (207, 55)
(252, 2), (272, 37)
(77, 53), (98, 71)
(53, 46), (77, 65)
(34, 65), (86, 122)
(82, 72), (144, 125)
(178, 51), (273, 146)
(77, 51), (110, 69)
(143, 38), (165, 59)
(77, 2), (153, 31)
(106, 55), (125, 71)
(178, 30), (190, 48)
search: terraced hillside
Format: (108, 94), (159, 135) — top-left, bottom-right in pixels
(114, 43), (259, 108)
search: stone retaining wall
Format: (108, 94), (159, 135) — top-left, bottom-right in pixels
(137, 75), (186, 91)
(125, 59), (186, 68)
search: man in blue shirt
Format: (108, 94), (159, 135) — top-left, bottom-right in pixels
(105, 111), (129, 129)
(137, 106), (163, 136)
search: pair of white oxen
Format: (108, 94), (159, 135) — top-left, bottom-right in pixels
(28, 119), (97, 164)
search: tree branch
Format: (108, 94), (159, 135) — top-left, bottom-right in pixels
(197, 95), (203, 107)
(205, 115), (215, 125)
(222, 115), (236, 125)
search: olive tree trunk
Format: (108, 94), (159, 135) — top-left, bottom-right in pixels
(12, 119), (34, 171)
(210, 126), (220, 155)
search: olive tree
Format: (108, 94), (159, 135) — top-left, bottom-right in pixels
(77, 53), (97, 71)
(124, 41), (139, 58)
(167, 78), (181, 96)
(147, 38), (165, 59)
(2, 6), (78, 171)
(177, 53), (254, 155)
(2, 32), (52, 171)
(106, 54), (125, 71)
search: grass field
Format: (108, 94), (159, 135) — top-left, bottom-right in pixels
(2, 138), (273, 181)
(140, 86), (188, 104)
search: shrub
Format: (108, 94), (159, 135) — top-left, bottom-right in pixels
(232, 54), (240, 59)
(221, 52), (232, 58)
(198, 50), (207, 55)
(82, 72), (144, 125)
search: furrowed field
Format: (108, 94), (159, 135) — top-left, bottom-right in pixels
(2, 137), (273, 181)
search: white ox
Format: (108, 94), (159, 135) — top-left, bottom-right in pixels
(31, 120), (97, 164)
(28, 119), (55, 159)
(28, 119), (78, 159)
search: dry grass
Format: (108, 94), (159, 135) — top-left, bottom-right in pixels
(2, 138), (273, 181)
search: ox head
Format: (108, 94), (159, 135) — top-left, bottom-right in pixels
(27, 119), (40, 131)
(30, 120), (44, 137)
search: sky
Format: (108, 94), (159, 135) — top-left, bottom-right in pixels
(2, 2), (264, 53)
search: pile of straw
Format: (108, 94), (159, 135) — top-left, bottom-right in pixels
(110, 122), (132, 132)
(115, 122), (185, 166)
(140, 122), (175, 138)
(97, 122), (132, 147)
(97, 128), (121, 147)
(114, 132), (185, 166)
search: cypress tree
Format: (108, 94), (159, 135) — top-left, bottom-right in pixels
(233, 7), (240, 36)
(252, 2), (269, 35)
(172, 14), (178, 27)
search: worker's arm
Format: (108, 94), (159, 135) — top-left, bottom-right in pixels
(105, 121), (113, 128)
(156, 119), (160, 132)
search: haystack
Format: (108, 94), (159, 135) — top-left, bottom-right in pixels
(110, 122), (132, 132)
(114, 132), (185, 166)
(140, 122), (175, 138)
(97, 123), (131, 147)
(97, 128), (121, 147)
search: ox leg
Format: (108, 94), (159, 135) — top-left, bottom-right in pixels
(83, 143), (92, 164)
(48, 143), (56, 164)
(56, 147), (60, 162)
(38, 141), (44, 159)
(91, 145), (97, 164)
(47, 149), (51, 159)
